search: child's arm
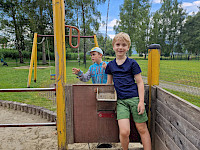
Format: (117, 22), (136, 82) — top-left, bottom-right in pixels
(72, 68), (81, 75)
(134, 73), (145, 115)
(107, 74), (113, 84)
(72, 68), (91, 82)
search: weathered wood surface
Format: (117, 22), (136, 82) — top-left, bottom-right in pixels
(66, 85), (74, 144)
(151, 86), (157, 150)
(155, 122), (181, 150)
(72, 85), (119, 143)
(157, 86), (200, 130)
(66, 84), (150, 144)
(155, 133), (168, 150)
(155, 86), (200, 150)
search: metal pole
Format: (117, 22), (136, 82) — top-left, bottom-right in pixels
(37, 34), (94, 38)
(0, 122), (56, 127)
(0, 88), (56, 92)
(94, 34), (99, 47)
(27, 33), (37, 88)
(34, 34), (37, 82)
(52, 0), (67, 149)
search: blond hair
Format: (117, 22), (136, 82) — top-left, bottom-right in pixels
(112, 32), (131, 48)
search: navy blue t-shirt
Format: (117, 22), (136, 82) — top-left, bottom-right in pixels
(105, 57), (141, 99)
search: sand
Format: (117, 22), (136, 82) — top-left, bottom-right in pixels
(0, 107), (143, 150)
(0, 107), (57, 150)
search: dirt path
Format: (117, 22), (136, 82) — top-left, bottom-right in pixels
(0, 107), (57, 150)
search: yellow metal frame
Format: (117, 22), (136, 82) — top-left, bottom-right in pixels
(28, 1), (100, 148)
(27, 33), (37, 88)
(94, 34), (99, 47)
(52, 0), (67, 149)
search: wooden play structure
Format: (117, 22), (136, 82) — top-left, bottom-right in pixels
(0, 0), (199, 150)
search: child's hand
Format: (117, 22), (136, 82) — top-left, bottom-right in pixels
(102, 62), (107, 69)
(72, 68), (80, 75)
(137, 102), (145, 115)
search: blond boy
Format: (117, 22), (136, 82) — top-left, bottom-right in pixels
(105, 32), (151, 150)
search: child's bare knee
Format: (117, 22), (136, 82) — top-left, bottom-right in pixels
(136, 123), (148, 135)
(138, 127), (147, 135)
(120, 129), (130, 137)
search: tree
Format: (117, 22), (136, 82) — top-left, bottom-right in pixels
(181, 11), (200, 57)
(149, 11), (161, 44)
(0, 36), (8, 48)
(0, 0), (29, 63)
(22, 0), (54, 64)
(114, 0), (151, 57)
(154, 0), (186, 57)
(65, 0), (106, 66)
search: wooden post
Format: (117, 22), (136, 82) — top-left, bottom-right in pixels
(147, 44), (161, 130)
(27, 33), (37, 88)
(52, 0), (67, 149)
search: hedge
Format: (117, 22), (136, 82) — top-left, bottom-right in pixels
(0, 49), (90, 60)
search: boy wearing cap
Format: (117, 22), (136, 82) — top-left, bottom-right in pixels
(72, 47), (108, 84)
(105, 32), (151, 150)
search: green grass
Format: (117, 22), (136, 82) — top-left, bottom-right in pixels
(136, 60), (200, 88)
(164, 88), (200, 107)
(0, 59), (199, 110)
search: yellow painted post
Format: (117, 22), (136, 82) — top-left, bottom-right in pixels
(34, 36), (37, 82)
(27, 33), (37, 88)
(147, 44), (161, 131)
(64, 44), (66, 84)
(94, 34), (99, 47)
(52, 0), (67, 149)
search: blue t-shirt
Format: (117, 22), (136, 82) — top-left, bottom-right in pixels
(89, 61), (108, 84)
(78, 61), (108, 84)
(105, 57), (141, 99)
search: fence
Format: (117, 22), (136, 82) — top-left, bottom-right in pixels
(151, 86), (200, 150)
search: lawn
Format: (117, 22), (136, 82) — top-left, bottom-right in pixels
(0, 59), (199, 110)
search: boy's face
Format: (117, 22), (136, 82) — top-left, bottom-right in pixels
(113, 39), (129, 57)
(90, 51), (102, 63)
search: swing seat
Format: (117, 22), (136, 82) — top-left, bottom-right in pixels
(50, 74), (56, 80)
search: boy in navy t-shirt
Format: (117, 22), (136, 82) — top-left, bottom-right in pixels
(105, 32), (151, 150)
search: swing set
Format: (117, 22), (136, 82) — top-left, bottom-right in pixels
(27, 27), (99, 87)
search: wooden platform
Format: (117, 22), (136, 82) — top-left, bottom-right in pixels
(68, 143), (143, 150)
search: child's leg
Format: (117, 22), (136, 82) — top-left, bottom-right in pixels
(118, 119), (130, 150)
(135, 122), (151, 150)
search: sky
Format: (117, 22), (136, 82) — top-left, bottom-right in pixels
(98, 0), (200, 39)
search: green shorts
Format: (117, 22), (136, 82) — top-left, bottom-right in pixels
(117, 97), (148, 123)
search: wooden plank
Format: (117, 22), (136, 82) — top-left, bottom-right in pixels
(155, 133), (169, 150)
(73, 85), (119, 143)
(157, 98), (200, 149)
(156, 108), (198, 150)
(144, 85), (149, 105)
(155, 122), (181, 150)
(151, 86), (157, 150)
(157, 87), (200, 130)
(66, 85), (74, 144)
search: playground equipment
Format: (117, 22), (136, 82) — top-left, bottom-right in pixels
(147, 44), (161, 130)
(0, 87), (57, 128)
(1, 0), (199, 149)
(65, 84), (149, 144)
(27, 30), (99, 88)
